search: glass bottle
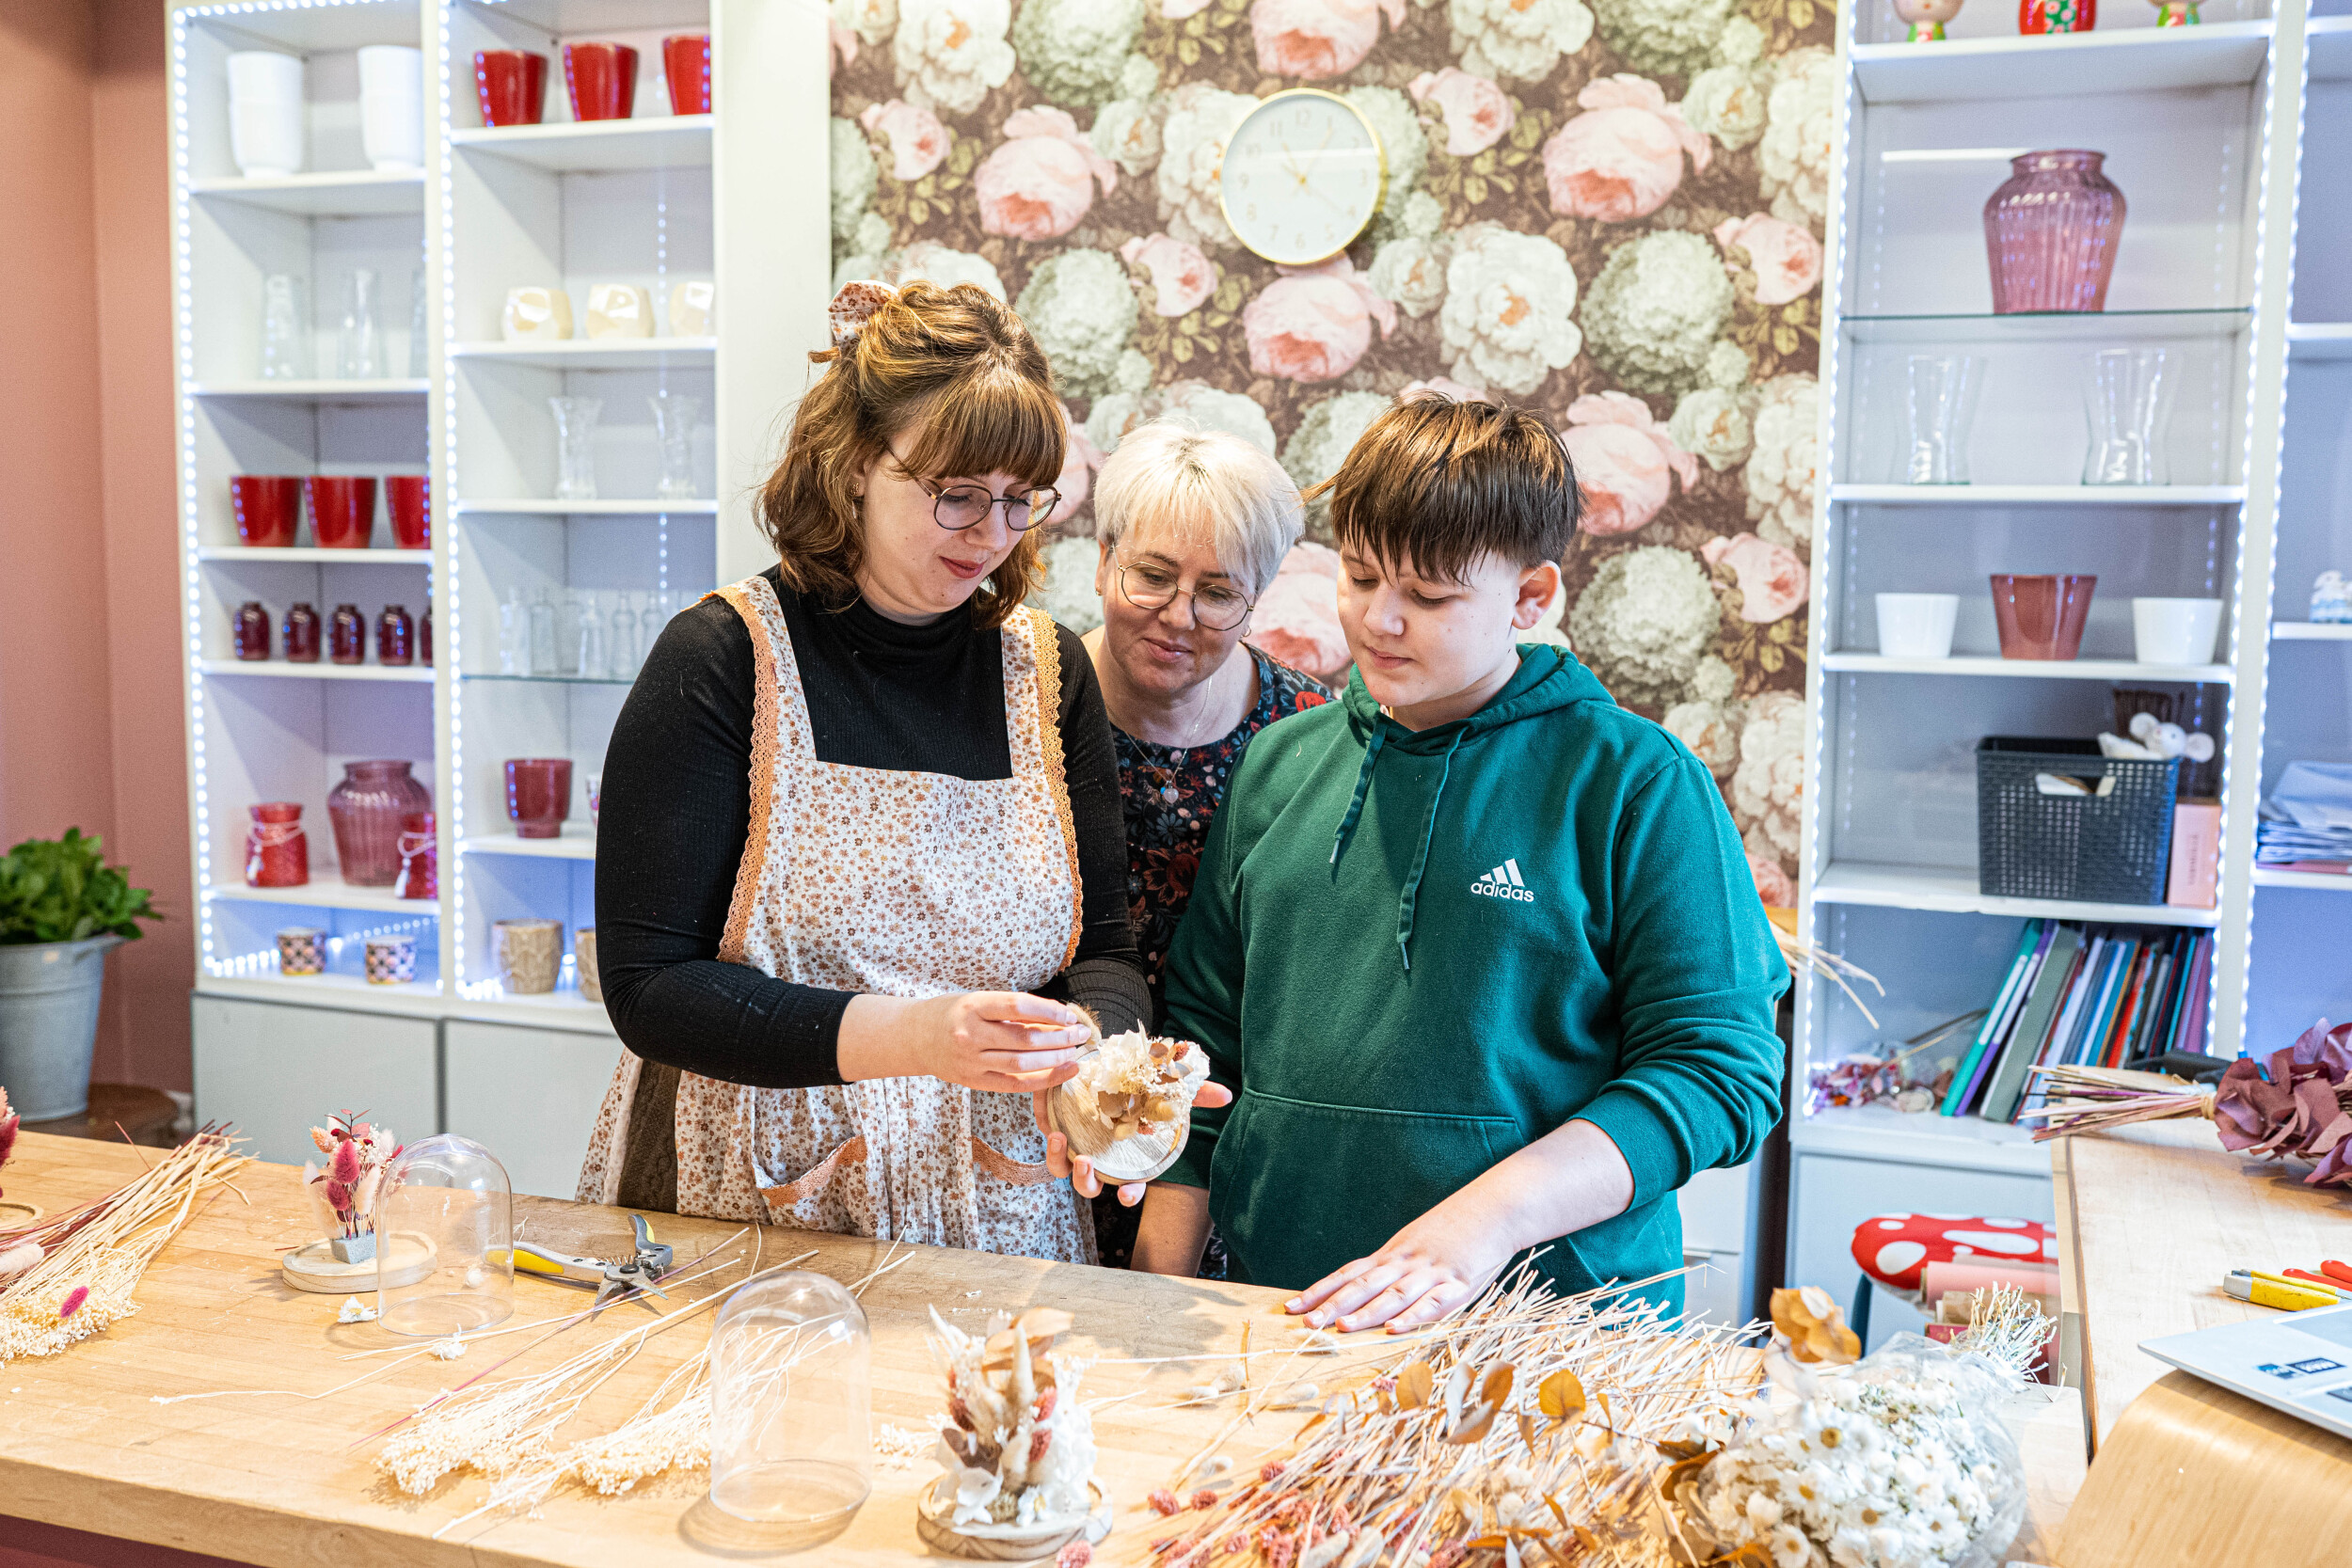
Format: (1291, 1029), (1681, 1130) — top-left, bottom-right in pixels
(528, 589), (558, 675)
(283, 601), (321, 662)
(549, 396), (602, 500)
(421, 597), (433, 663)
(260, 273), (307, 380)
(556, 592), (583, 675)
(610, 592), (640, 679)
(377, 604), (415, 665)
(498, 586), (525, 674)
(648, 389), (701, 500)
(406, 256), (429, 380)
(394, 809), (437, 900)
(326, 758), (433, 885)
(339, 268), (384, 380)
(233, 601), (272, 660)
(245, 801), (310, 887)
(329, 603), (366, 665)
(574, 591), (606, 680)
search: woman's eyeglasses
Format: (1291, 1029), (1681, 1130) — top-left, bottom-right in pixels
(889, 449), (1057, 532)
(1117, 557), (1254, 631)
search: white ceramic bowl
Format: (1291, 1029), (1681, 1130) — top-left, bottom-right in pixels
(1875, 593), (1960, 659)
(2132, 597), (2224, 665)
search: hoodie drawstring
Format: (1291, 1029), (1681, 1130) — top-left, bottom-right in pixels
(1329, 726), (1386, 867)
(1393, 730), (1465, 972)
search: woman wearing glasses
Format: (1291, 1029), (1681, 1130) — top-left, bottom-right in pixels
(1069, 420), (1326, 1270)
(577, 280), (1171, 1265)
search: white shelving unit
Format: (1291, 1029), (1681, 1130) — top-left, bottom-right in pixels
(169, 0), (826, 1181)
(1794, 0), (2315, 1347)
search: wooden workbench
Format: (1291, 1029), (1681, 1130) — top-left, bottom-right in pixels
(0, 1132), (1361, 1567)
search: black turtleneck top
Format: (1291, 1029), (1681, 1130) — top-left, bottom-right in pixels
(593, 569), (1150, 1087)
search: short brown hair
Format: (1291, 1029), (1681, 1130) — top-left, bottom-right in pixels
(759, 280), (1066, 629)
(1309, 395), (1580, 582)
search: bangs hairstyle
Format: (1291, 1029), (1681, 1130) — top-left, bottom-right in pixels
(1309, 394), (1581, 583)
(760, 279), (1066, 629)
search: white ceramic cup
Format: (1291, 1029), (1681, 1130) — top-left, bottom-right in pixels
(2132, 597), (2224, 665)
(357, 46), (423, 171)
(230, 99), (306, 178)
(1875, 593), (1960, 659)
(227, 49), (303, 102)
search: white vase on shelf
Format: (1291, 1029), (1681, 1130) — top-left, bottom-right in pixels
(227, 51), (304, 178)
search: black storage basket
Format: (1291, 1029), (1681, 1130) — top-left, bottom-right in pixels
(1976, 736), (2180, 905)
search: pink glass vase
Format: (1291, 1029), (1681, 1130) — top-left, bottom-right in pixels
(1983, 150), (2124, 313)
(327, 759), (432, 886)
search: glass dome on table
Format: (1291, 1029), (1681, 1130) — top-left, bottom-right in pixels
(370, 1133), (514, 1337)
(708, 1270), (873, 1526)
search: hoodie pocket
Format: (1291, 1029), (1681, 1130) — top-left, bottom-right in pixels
(1209, 1089), (1524, 1291)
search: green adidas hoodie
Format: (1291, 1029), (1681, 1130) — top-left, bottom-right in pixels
(1159, 645), (1788, 1313)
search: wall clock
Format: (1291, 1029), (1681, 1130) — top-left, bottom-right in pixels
(1217, 88), (1387, 267)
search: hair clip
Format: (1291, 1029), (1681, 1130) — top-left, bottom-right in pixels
(828, 280), (896, 349)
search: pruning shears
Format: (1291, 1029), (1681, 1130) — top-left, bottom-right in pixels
(512, 1212), (673, 1311)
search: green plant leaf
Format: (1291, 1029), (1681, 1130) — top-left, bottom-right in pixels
(0, 829), (158, 946)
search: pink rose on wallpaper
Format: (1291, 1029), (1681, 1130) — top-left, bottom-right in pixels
(975, 106), (1117, 241)
(1541, 75), (1710, 224)
(1407, 69), (1515, 157)
(859, 99), (950, 182)
(1748, 851), (1795, 909)
(1714, 213), (1825, 307)
(1703, 531), (1810, 624)
(1401, 374), (1489, 403)
(1120, 233), (1219, 317)
(1041, 404), (1104, 531)
(1241, 259), (1396, 384)
(1250, 0), (1405, 80)
(1247, 543), (1350, 682)
(1562, 392), (1695, 536)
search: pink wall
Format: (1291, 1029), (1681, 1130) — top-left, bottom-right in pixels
(0, 0), (191, 1092)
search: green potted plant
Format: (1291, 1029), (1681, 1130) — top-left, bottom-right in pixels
(0, 830), (158, 1121)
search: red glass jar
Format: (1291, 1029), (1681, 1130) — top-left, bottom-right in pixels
(327, 759), (432, 886)
(283, 601), (320, 661)
(329, 604), (365, 665)
(245, 801), (310, 887)
(394, 810), (437, 900)
(378, 604), (415, 666)
(233, 601), (272, 660)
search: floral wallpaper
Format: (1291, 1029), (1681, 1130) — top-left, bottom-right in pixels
(827, 0), (1831, 902)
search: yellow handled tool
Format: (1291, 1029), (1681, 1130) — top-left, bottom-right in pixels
(2226, 1269), (2339, 1311)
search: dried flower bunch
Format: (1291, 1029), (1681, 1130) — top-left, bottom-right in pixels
(1769, 1288), (1860, 1368)
(303, 1109), (399, 1240)
(0, 1126), (247, 1362)
(0, 1085), (19, 1201)
(1047, 1031), (1212, 1182)
(1146, 1264), (1759, 1568)
(930, 1305), (1100, 1529)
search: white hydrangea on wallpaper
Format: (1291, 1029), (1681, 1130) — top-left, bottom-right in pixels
(1437, 224), (1582, 397)
(1368, 234), (1448, 319)
(1156, 86), (1258, 251)
(1013, 249), (1143, 398)
(1679, 17), (1770, 151)
(834, 0), (898, 48)
(830, 117), (878, 247)
(1036, 534), (1105, 634)
(1091, 96), (1165, 177)
(1668, 385), (1756, 472)
(1342, 86), (1429, 225)
(894, 0), (1017, 115)
(1566, 545), (1721, 711)
(1759, 46), (1837, 232)
(1579, 228), (1734, 395)
(1281, 391), (1394, 522)
(1664, 691), (1744, 781)
(837, 241), (1010, 301)
(1592, 0), (1736, 80)
(1732, 690), (1804, 862)
(1089, 380), (1279, 457)
(1447, 0), (1595, 84)
(1743, 372), (1820, 555)
(1010, 0), (1145, 105)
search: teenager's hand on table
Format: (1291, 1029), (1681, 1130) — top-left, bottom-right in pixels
(1035, 1083), (1234, 1203)
(837, 991), (1091, 1094)
(1286, 1196), (1517, 1333)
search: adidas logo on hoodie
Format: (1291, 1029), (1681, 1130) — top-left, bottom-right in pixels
(1471, 859), (1534, 902)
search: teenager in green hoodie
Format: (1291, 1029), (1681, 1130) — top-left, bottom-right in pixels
(1130, 396), (1788, 1330)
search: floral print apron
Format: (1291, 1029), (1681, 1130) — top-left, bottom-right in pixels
(577, 574), (1095, 1262)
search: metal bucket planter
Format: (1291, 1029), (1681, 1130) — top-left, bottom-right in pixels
(0, 936), (121, 1121)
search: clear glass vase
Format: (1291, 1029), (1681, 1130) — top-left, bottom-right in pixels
(649, 390), (702, 500)
(260, 274), (307, 380)
(372, 1134), (514, 1337)
(1982, 150), (2125, 314)
(550, 396), (601, 500)
(338, 268), (383, 380)
(2082, 348), (2175, 485)
(1899, 354), (1984, 484)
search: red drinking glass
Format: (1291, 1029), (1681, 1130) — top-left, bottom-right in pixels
(246, 801), (310, 888)
(377, 604), (415, 665)
(1990, 574), (2098, 660)
(233, 601), (272, 660)
(564, 42), (637, 121)
(283, 601), (320, 661)
(386, 475), (429, 549)
(230, 475), (301, 548)
(329, 603), (366, 665)
(662, 34), (710, 115)
(474, 50), (548, 127)
(394, 810), (437, 900)
(504, 757), (573, 839)
(307, 476), (377, 548)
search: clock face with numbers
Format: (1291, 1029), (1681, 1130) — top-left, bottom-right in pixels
(1218, 89), (1387, 266)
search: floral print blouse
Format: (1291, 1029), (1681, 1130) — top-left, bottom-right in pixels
(1113, 647), (1328, 1026)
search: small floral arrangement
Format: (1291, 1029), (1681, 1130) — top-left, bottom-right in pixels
(0, 1085), (18, 1199)
(303, 1110), (398, 1242)
(929, 1305), (1099, 1530)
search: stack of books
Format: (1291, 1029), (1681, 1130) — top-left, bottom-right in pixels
(1942, 920), (2216, 1123)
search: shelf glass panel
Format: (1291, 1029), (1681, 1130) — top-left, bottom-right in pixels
(188, 380), (430, 404)
(188, 170), (425, 217)
(459, 826), (598, 860)
(197, 658), (434, 683)
(452, 339), (717, 370)
(202, 876), (433, 915)
(1841, 308), (2252, 343)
